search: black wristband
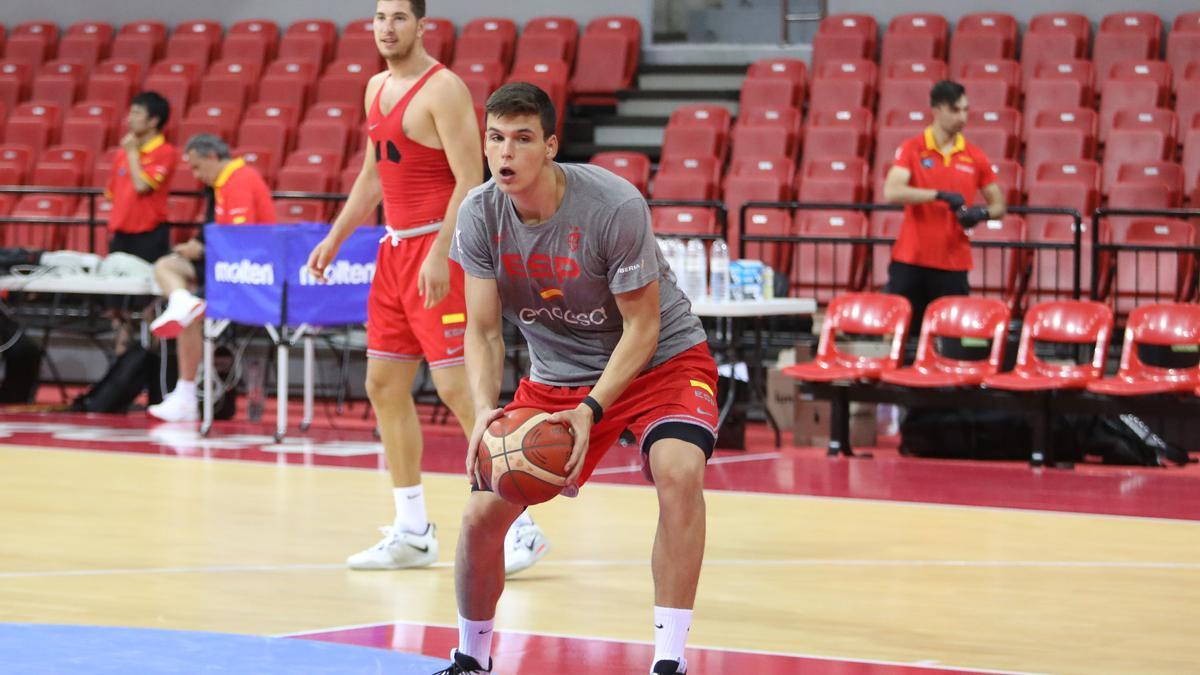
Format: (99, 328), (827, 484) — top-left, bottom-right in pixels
(581, 395), (603, 423)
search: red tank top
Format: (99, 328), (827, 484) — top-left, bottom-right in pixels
(367, 63), (457, 233)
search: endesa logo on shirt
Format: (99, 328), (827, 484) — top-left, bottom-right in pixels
(213, 259), (275, 286)
(501, 253), (580, 283)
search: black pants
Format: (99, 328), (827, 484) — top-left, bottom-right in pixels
(883, 260), (969, 338)
(110, 223), (171, 263)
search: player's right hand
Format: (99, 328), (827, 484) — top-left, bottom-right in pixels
(466, 406), (505, 487)
(305, 238), (339, 283)
(935, 191), (966, 212)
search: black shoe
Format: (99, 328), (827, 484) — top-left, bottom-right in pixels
(432, 649), (492, 674)
(652, 658), (688, 674)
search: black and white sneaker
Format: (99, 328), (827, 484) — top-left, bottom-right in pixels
(432, 649), (492, 674)
(652, 657), (688, 674)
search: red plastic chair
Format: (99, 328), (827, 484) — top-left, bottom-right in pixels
(879, 296), (1009, 387)
(983, 301), (1113, 390)
(783, 293), (911, 382)
(652, 156), (721, 201)
(949, 13), (1017, 72)
(421, 17), (457, 65)
(790, 211), (869, 303)
(1087, 304), (1200, 395)
(651, 206), (719, 236)
(591, 151), (650, 196)
(812, 15), (878, 68)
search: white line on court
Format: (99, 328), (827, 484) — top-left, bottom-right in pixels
(3, 557), (1198, 579)
(273, 617), (1046, 675)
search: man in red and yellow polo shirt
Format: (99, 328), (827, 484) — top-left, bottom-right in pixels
(883, 79), (1006, 332)
(106, 91), (178, 263)
(148, 133), (276, 422)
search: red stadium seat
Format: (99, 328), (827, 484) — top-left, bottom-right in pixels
(1183, 122), (1200, 204)
(885, 58), (947, 81)
(422, 17), (457, 64)
(1099, 78), (1172, 143)
(237, 117), (291, 167)
(462, 17), (517, 70)
(747, 58), (807, 95)
(660, 126), (725, 164)
(965, 215), (1028, 302)
(513, 33), (569, 69)
(1111, 161), (1185, 206)
(1025, 111), (1097, 176)
(234, 147), (278, 185)
(949, 13), (1017, 73)
(1025, 61), (1094, 126)
(881, 13), (948, 66)
(244, 101), (300, 128)
(295, 118), (350, 164)
(1025, 216), (1105, 303)
(791, 210), (869, 303)
(1167, 30), (1200, 86)
(1104, 219), (1194, 317)
(739, 77), (801, 110)
(807, 73), (874, 112)
(590, 151), (649, 195)
(317, 59), (377, 106)
(283, 19), (337, 65)
(651, 206), (719, 236)
(274, 198), (328, 224)
(229, 19), (280, 57)
(113, 20), (167, 70)
(0, 61), (33, 110)
(783, 293), (911, 382)
(277, 163), (332, 194)
(59, 22), (112, 67)
(1022, 13), (1090, 81)
(668, 104), (731, 137)
(584, 16), (640, 85)
(988, 159), (1023, 205)
(803, 107), (872, 160)
(1093, 13), (1163, 85)
(652, 156), (722, 201)
(731, 124), (799, 162)
(31, 60), (88, 110)
(959, 76), (1016, 109)
(0, 145), (34, 184)
(1036, 160), (1101, 195)
(1103, 126), (1174, 190)
(3, 102), (60, 155)
(10, 194), (75, 249)
(569, 34), (631, 106)
(1087, 303), (1200, 395)
(523, 17), (579, 67)
(812, 14), (878, 68)
(877, 75), (936, 115)
(797, 157), (868, 203)
(984, 301), (1113, 391)
(452, 33), (510, 72)
(178, 103), (242, 146)
(723, 169), (792, 266)
(881, 296), (1009, 387)
(199, 59), (262, 108)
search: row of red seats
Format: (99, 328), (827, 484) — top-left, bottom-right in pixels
(788, 294), (1200, 398)
(812, 11), (1200, 85)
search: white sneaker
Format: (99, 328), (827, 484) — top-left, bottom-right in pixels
(147, 389), (198, 422)
(346, 523), (438, 570)
(504, 522), (550, 577)
(151, 290), (206, 339)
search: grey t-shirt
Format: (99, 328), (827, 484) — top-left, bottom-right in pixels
(451, 163), (708, 387)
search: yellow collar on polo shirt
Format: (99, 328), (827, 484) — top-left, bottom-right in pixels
(139, 134), (166, 154)
(924, 127), (966, 166)
(213, 157), (246, 190)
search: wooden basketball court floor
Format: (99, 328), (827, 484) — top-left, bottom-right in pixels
(0, 411), (1197, 674)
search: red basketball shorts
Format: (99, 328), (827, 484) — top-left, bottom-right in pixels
(367, 230), (467, 369)
(505, 341), (719, 489)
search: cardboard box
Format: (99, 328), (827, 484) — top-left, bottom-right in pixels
(766, 367), (795, 429)
(792, 393), (877, 449)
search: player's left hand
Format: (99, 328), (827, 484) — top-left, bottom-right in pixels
(549, 405), (593, 489)
(418, 249), (450, 308)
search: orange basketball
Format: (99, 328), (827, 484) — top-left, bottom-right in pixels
(479, 407), (575, 506)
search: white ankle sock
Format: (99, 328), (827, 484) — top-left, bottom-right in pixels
(458, 614), (494, 666)
(652, 606), (692, 669)
(168, 289), (194, 306)
(173, 380), (196, 400)
(512, 511), (534, 528)
(393, 485), (427, 534)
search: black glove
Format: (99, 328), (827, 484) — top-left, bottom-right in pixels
(934, 191), (965, 212)
(957, 206), (990, 229)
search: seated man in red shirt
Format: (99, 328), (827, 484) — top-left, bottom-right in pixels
(882, 79), (1007, 334)
(148, 133), (276, 422)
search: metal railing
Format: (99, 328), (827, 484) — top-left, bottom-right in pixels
(1090, 207), (1200, 306)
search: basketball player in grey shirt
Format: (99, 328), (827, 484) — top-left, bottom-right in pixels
(433, 83), (718, 675)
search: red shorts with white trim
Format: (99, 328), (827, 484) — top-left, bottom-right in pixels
(367, 230), (467, 369)
(505, 341), (719, 489)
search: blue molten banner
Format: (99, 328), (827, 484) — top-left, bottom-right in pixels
(205, 223), (383, 327)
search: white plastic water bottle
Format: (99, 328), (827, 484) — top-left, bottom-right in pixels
(664, 238), (685, 282)
(709, 238), (730, 301)
(683, 238), (707, 301)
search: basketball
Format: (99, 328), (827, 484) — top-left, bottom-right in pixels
(479, 408), (575, 506)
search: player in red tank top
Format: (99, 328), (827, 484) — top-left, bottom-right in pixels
(305, 0), (549, 578)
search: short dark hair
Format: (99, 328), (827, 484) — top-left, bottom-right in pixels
(930, 80), (966, 108)
(131, 91), (170, 131)
(485, 82), (556, 139)
(379, 0), (425, 20)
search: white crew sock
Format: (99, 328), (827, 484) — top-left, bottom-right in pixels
(168, 288), (195, 307)
(393, 485), (428, 534)
(458, 614), (495, 666)
(652, 606), (693, 670)
(173, 379), (196, 400)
